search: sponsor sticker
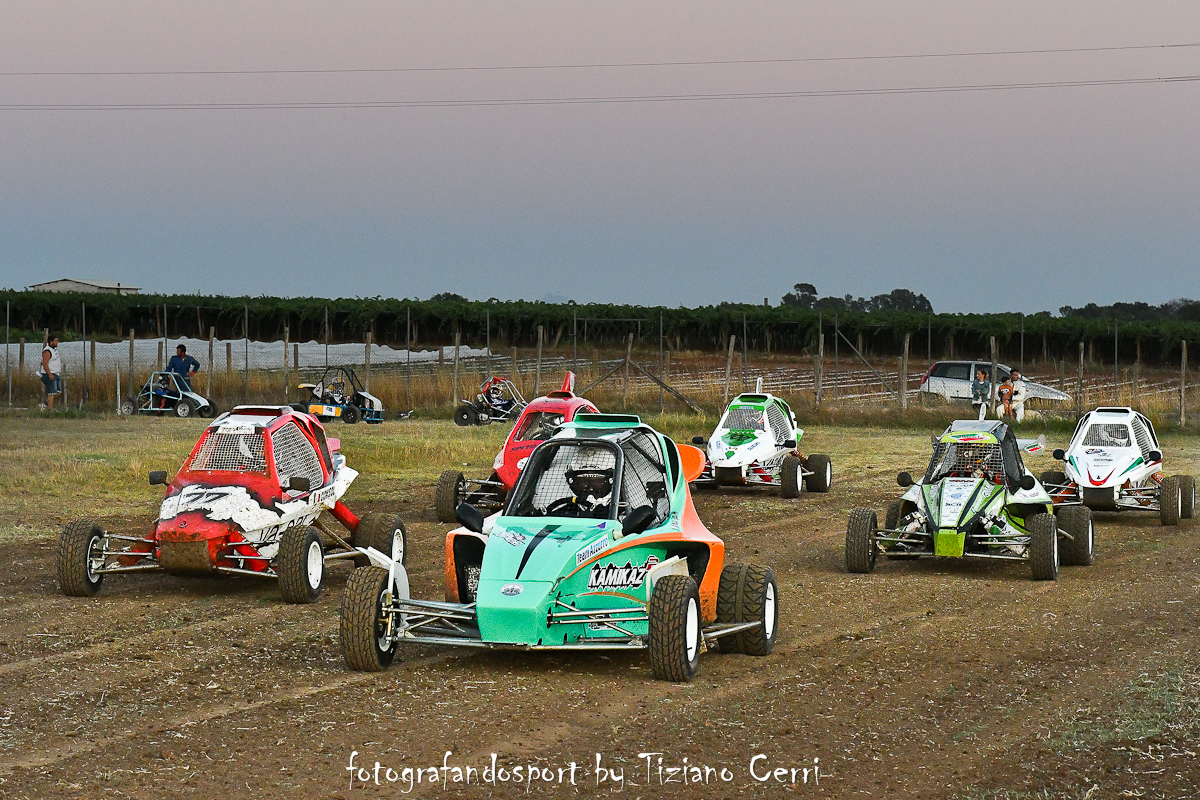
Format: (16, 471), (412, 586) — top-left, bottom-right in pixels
(1085, 448), (1105, 455)
(217, 423), (255, 435)
(494, 529), (527, 547)
(500, 583), (523, 597)
(588, 555), (660, 590)
(576, 538), (607, 565)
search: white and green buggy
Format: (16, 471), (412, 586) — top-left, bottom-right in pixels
(691, 383), (832, 498)
(845, 420), (1095, 581)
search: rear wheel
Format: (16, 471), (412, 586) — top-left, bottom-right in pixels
(1029, 513), (1059, 580)
(342, 405), (360, 425)
(341, 566), (397, 672)
(436, 471), (465, 523)
(648, 575), (702, 682)
(885, 500), (902, 530)
(804, 454), (833, 493)
(119, 397), (136, 416)
(353, 513), (408, 567)
(1179, 475), (1196, 520)
(1160, 476), (1181, 526)
(1057, 506), (1094, 567)
(453, 403), (478, 427)
(845, 508), (878, 574)
(780, 456), (803, 498)
(56, 519), (106, 597)
(731, 565), (778, 656)
(278, 525), (324, 603)
(174, 398), (195, 418)
(714, 563), (744, 654)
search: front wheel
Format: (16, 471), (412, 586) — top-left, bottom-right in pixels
(353, 513), (407, 567)
(342, 405), (360, 425)
(341, 566), (397, 672)
(1160, 476), (1181, 526)
(57, 519), (106, 597)
(805, 454), (833, 493)
(119, 397), (136, 416)
(845, 508), (878, 574)
(1029, 513), (1059, 580)
(780, 455), (803, 499)
(1057, 506), (1095, 567)
(436, 471), (465, 523)
(453, 403), (478, 427)
(277, 525), (324, 603)
(717, 564), (779, 656)
(648, 575), (702, 682)
(174, 398), (195, 418)
(1179, 475), (1196, 520)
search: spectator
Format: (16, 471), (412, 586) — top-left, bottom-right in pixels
(970, 368), (990, 420)
(1009, 369), (1028, 422)
(37, 334), (63, 411)
(997, 374), (1016, 418)
(167, 344), (201, 391)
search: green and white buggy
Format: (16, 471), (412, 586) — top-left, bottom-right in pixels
(691, 383), (832, 497)
(340, 413), (779, 682)
(845, 420), (1095, 581)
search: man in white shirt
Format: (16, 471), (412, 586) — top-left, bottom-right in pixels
(1009, 369), (1028, 422)
(38, 334), (63, 411)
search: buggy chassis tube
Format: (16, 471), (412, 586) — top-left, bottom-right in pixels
(331, 500), (360, 532)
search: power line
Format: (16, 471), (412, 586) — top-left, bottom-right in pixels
(1, 74), (1197, 111)
(2, 41), (1199, 77)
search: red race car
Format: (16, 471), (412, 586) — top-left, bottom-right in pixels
(56, 406), (406, 603)
(435, 373), (598, 522)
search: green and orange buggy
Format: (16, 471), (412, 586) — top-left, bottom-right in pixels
(341, 414), (779, 681)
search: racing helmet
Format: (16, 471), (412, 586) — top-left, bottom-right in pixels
(566, 448), (617, 500)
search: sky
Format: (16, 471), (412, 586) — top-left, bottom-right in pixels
(2, 2), (1199, 313)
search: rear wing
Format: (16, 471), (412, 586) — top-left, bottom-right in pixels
(1017, 434), (1047, 454)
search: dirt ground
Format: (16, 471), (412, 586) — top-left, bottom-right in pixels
(1, 420), (1198, 799)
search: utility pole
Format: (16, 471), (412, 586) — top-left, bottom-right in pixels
(989, 337), (998, 417)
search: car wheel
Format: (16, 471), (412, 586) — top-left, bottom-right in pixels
(648, 575), (702, 682)
(278, 525), (324, 603)
(714, 562), (744, 654)
(342, 405), (360, 425)
(289, 402), (306, 413)
(119, 397), (136, 416)
(1179, 475), (1196, 520)
(1160, 476), (1181, 526)
(844, 508), (878, 574)
(56, 519), (106, 597)
(436, 471), (465, 523)
(780, 455), (803, 499)
(804, 454), (833, 493)
(1029, 513), (1059, 581)
(1057, 506), (1095, 566)
(353, 512), (407, 568)
(884, 499), (901, 530)
(453, 403), (478, 426)
(174, 398), (195, 418)
(341, 566), (397, 672)
(732, 565), (779, 656)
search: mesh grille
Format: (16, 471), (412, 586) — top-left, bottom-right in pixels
(518, 443), (617, 520)
(926, 442), (1005, 482)
(271, 422), (325, 488)
(619, 432), (670, 528)
(189, 430), (267, 473)
(1131, 418), (1155, 456)
(765, 403), (790, 443)
(1083, 424), (1132, 447)
(723, 407), (765, 431)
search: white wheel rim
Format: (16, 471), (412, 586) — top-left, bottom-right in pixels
(87, 533), (103, 581)
(392, 528), (405, 563)
(1087, 519), (1094, 556)
(1178, 492), (1182, 517)
(1052, 526), (1059, 567)
(306, 541), (323, 589)
(377, 589), (392, 651)
(764, 583), (776, 639)
(685, 598), (700, 663)
(825, 463), (832, 486)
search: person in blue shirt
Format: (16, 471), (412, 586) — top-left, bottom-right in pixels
(168, 344), (201, 391)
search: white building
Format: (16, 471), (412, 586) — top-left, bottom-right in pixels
(28, 278), (141, 296)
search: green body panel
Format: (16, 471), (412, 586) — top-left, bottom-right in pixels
(923, 478), (1005, 558)
(935, 531), (966, 557)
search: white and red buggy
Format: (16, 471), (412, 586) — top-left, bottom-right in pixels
(453, 376), (527, 426)
(56, 406), (406, 603)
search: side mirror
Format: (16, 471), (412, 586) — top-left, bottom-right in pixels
(287, 476), (311, 492)
(455, 503), (485, 534)
(783, 439), (797, 450)
(1052, 448), (1065, 461)
(622, 505), (656, 536)
(1019, 474), (1036, 491)
(1149, 450), (1162, 463)
(326, 437), (341, 453)
(148, 470), (168, 486)
(897, 471), (914, 488)
(691, 436), (706, 446)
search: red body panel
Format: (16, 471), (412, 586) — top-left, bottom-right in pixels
(494, 394), (598, 489)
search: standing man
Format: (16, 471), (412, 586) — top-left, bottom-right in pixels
(167, 344), (201, 391)
(1009, 369), (1028, 422)
(970, 367), (990, 420)
(38, 334), (63, 411)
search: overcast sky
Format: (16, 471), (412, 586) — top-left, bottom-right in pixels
(2, 2), (1199, 313)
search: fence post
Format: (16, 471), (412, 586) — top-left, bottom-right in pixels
(742, 313), (748, 392)
(723, 335), (736, 406)
(622, 332), (634, 409)
(4, 301), (9, 409)
(207, 327), (215, 398)
(452, 329), (460, 406)
(900, 333), (910, 412)
(815, 332), (824, 407)
(1076, 341), (1085, 415)
(573, 309), (578, 374)
(512, 347), (518, 388)
(486, 310), (491, 376)
(535, 325), (543, 397)
(226, 341), (232, 376)
(243, 305), (249, 404)
(156, 341), (163, 371)
(659, 312), (664, 413)
(989, 337), (998, 416)
(364, 331), (372, 392)
(128, 329), (135, 398)
(1182, 340), (1189, 428)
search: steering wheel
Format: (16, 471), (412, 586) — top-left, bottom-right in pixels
(544, 496), (582, 516)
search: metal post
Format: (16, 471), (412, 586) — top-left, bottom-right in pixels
(723, 335), (736, 405)
(128, 329), (135, 398)
(816, 331), (824, 407)
(833, 313), (839, 402)
(485, 310), (491, 376)
(989, 336), (998, 416)
(162, 303), (167, 365)
(364, 331), (372, 392)
(659, 312), (664, 413)
(742, 313), (748, 392)
(406, 306), (412, 387)
(1077, 340), (1085, 415)
(1113, 321), (1119, 403)
(927, 314), (932, 367)
(81, 302), (87, 407)
(623, 332), (634, 409)
(1020, 315), (1024, 373)
(324, 306), (329, 368)
(4, 301), (9, 408)
(243, 304), (249, 404)
(1182, 340), (1189, 428)
(535, 325), (543, 396)
(573, 309), (578, 373)
(900, 333), (910, 412)
(283, 324), (289, 398)
(207, 327), (214, 398)
(452, 328), (460, 406)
